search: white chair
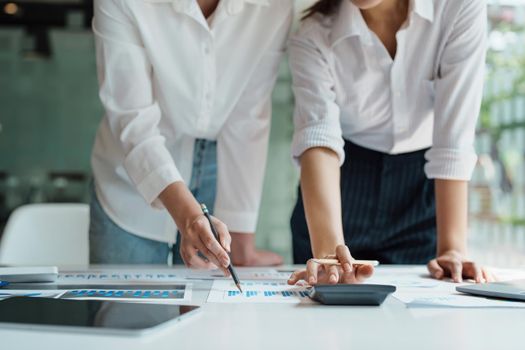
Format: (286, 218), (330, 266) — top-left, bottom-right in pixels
(0, 203), (89, 266)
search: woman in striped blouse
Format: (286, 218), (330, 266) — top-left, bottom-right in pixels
(287, 0), (495, 285)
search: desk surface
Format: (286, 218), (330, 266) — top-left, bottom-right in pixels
(1, 265), (524, 350)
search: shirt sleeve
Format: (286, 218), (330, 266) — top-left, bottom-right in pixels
(424, 0), (487, 180)
(93, 0), (182, 208)
(213, 9), (293, 234)
(289, 26), (345, 166)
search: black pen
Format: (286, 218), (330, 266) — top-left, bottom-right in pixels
(200, 204), (243, 293)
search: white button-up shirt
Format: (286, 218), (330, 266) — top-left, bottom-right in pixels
(91, 0), (292, 243)
(290, 0), (486, 180)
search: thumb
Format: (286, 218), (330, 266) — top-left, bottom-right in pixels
(427, 259), (444, 279)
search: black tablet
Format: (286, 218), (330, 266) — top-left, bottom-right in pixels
(0, 297), (200, 337)
(309, 284), (396, 305)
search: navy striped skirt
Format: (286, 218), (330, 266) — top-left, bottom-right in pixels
(291, 140), (437, 264)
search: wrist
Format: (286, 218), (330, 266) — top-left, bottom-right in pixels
(230, 232), (255, 253)
(437, 233), (467, 257)
(159, 182), (202, 232)
(437, 247), (467, 258)
(230, 232), (256, 265)
(312, 239), (345, 259)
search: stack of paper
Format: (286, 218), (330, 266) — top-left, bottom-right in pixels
(367, 266), (525, 308)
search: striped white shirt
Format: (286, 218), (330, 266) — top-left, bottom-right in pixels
(290, 0), (487, 180)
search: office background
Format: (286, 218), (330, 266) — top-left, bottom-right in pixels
(0, 0), (524, 265)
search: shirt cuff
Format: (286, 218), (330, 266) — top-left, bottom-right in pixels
(291, 121), (345, 166)
(213, 207), (258, 234)
(424, 148), (478, 180)
(135, 163), (184, 209)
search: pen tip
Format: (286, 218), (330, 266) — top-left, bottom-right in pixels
(236, 283), (243, 293)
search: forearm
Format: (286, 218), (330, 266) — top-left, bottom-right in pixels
(300, 147), (345, 258)
(159, 182), (202, 231)
(435, 179), (468, 256)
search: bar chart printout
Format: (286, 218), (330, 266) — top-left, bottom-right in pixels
(60, 285), (189, 302)
(207, 280), (313, 304)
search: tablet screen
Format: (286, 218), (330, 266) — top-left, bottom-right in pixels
(0, 297), (199, 332)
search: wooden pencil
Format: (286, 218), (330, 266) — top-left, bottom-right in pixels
(311, 259), (379, 267)
(201, 204), (243, 293)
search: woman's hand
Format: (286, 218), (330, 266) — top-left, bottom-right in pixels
(159, 182), (232, 275)
(287, 245), (374, 285)
(427, 250), (496, 283)
(179, 214), (232, 275)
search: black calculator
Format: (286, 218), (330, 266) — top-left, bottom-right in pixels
(309, 284), (396, 305)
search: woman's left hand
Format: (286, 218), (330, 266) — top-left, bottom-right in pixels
(427, 250), (496, 283)
(287, 245), (374, 285)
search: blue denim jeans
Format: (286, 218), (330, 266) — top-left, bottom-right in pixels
(89, 139), (218, 264)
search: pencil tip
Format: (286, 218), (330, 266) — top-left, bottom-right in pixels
(236, 283), (243, 293)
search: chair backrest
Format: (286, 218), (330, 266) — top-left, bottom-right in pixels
(0, 203), (89, 266)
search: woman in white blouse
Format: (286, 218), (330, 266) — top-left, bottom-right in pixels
(288, 0), (496, 285)
(89, 0), (292, 269)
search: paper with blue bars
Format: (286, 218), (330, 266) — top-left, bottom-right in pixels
(207, 280), (313, 304)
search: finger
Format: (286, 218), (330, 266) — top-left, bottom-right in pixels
(182, 245), (216, 269)
(341, 264), (358, 283)
(450, 260), (463, 283)
(482, 267), (496, 283)
(427, 259), (444, 280)
(463, 261), (483, 283)
(438, 258), (463, 283)
(193, 240), (230, 276)
(192, 216), (230, 267)
(327, 265), (339, 284)
(335, 245), (353, 273)
(355, 264), (374, 282)
(288, 270), (306, 285)
(198, 227), (230, 268)
(213, 218), (231, 253)
(190, 255), (216, 269)
(180, 246), (191, 267)
(306, 260), (319, 285)
(192, 238), (222, 267)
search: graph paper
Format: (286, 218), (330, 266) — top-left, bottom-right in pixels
(207, 280), (313, 304)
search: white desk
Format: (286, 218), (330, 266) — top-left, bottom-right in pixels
(1, 265), (524, 350)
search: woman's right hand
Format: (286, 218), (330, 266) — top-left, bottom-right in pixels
(179, 213), (232, 275)
(159, 182), (232, 275)
(287, 245), (374, 285)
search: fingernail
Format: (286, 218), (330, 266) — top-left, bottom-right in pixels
(222, 257), (230, 267)
(345, 263), (352, 272)
(309, 277), (315, 284)
(329, 275), (337, 283)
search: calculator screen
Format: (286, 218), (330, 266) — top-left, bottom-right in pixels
(0, 296), (199, 332)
